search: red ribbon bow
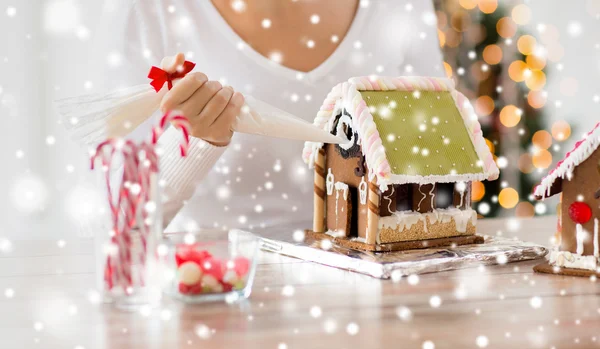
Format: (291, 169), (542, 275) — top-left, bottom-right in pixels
(147, 60), (196, 92)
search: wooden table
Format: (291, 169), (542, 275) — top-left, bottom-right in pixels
(0, 217), (598, 349)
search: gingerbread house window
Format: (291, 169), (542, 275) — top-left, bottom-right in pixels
(435, 183), (455, 209)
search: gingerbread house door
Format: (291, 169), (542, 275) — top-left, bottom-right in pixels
(331, 183), (355, 236)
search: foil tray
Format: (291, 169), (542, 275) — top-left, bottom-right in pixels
(259, 228), (548, 279)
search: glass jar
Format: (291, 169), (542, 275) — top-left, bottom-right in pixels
(162, 230), (259, 303)
(94, 172), (163, 310)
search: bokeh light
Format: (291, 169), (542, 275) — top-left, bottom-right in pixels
(508, 60), (528, 82)
(478, 0), (498, 14)
(485, 138), (496, 154)
(471, 181), (485, 202)
(499, 188), (519, 208)
(511, 4), (532, 25)
(518, 154), (534, 174)
(526, 54), (546, 70)
(527, 90), (547, 109)
(517, 35), (536, 55)
(496, 17), (517, 38)
(525, 70), (546, 91)
(451, 10), (471, 32)
(532, 149), (553, 169)
(474, 95), (495, 116)
(515, 202), (535, 217)
(459, 0), (478, 10)
(551, 121), (571, 141)
(443, 61), (453, 77)
(438, 29), (446, 47)
(499, 105), (522, 127)
(483, 44), (502, 65)
(532, 130), (552, 149)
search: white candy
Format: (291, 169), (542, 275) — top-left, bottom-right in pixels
(223, 270), (239, 284)
(178, 261), (202, 285)
(202, 275), (223, 292)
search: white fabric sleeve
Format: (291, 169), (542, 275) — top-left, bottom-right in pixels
(157, 127), (227, 227)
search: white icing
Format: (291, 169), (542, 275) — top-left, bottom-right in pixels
(334, 182), (349, 233)
(534, 123), (600, 198)
(383, 185), (395, 213)
(334, 114), (355, 150)
(595, 218), (599, 257)
(576, 224), (586, 255)
(429, 184), (436, 209)
(334, 182), (349, 200)
(326, 169), (334, 196)
(359, 177), (367, 205)
(325, 230), (345, 238)
(548, 250), (599, 271)
(456, 181), (466, 208)
(417, 185), (426, 211)
(377, 208), (477, 243)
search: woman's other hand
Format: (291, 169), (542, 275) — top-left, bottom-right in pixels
(159, 53), (244, 147)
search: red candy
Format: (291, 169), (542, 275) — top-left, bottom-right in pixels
(568, 202), (592, 224)
(175, 244), (212, 266)
(178, 283), (190, 294)
(233, 257), (250, 276)
(201, 257), (225, 280)
(175, 244), (252, 296)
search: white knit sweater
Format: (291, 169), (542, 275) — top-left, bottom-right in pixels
(94, 0), (444, 232)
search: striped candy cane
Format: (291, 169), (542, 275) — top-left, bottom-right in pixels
(91, 111), (191, 294)
(151, 110), (191, 156)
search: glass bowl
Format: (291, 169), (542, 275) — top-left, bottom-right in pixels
(161, 229), (259, 303)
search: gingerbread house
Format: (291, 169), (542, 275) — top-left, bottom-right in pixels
(533, 122), (600, 276)
(302, 76), (499, 252)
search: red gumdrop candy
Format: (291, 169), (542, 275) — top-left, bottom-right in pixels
(188, 283), (204, 295)
(569, 202), (592, 224)
(175, 245), (213, 267)
(202, 257), (225, 280)
(222, 283), (233, 293)
(233, 257), (250, 277)
(178, 283), (191, 295)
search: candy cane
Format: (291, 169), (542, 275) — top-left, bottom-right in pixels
(152, 110), (191, 156)
(91, 111), (191, 294)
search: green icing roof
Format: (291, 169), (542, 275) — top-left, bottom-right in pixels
(360, 90), (484, 179)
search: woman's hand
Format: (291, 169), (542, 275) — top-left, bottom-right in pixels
(159, 53), (244, 147)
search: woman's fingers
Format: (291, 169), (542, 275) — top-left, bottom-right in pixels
(160, 72), (208, 113)
(160, 52), (186, 73)
(198, 86), (235, 127)
(207, 92), (245, 146)
(178, 81), (223, 121)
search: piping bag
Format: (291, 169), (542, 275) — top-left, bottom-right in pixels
(55, 61), (345, 147)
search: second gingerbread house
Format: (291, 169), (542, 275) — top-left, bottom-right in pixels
(534, 122), (600, 276)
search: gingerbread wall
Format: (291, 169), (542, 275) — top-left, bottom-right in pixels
(560, 148), (600, 255)
(325, 143), (370, 239)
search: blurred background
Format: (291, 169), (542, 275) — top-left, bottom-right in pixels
(1, 0), (599, 240)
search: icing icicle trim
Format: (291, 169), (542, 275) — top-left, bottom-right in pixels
(576, 224), (585, 255)
(429, 184), (436, 210)
(595, 218), (599, 257)
(334, 182), (349, 201)
(378, 208), (477, 234)
(417, 185), (427, 212)
(383, 185), (395, 214)
(534, 121), (600, 199)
